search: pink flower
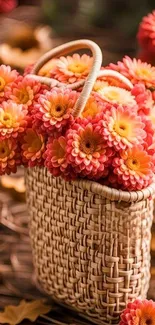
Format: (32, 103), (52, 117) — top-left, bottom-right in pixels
(44, 136), (75, 179)
(0, 101), (28, 138)
(137, 11), (155, 54)
(113, 146), (154, 191)
(32, 88), (78, 135)
(52, 54), (93, 83)
(99, 105), (146, 151)
(0, 138), (20, 175)
(108, 56), (155, 89)
(21, 128), (45, 167)
(120, 299), (155, 325)
(7, 76), (46, 110)
(0, 0), (17, 13)
(131, 83), (154, 115)
(0, 65), (18, 102)
(66, 118), (112, 180)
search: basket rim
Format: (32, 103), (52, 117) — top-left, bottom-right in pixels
(72, 178), (155, 202)
(27, 167), (155, 203)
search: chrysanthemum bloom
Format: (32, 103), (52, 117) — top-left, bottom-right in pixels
(120, 299), (155, 325)
(141, 115), (155, 149)
(113, 146), (153, 190)
(33, 88), (78, 135)
(82, 95), (104, 119)
(0, 0), (17, 13)
(8, 77), (45, 110)
(131, 83), (154, 115)
(137, 11), (155, 54)
(0, 64), (18, 102)
(44, 136), (75, 179)
(23, 63), (34, 76)
(52, 54), (93, 83)
(38, 58), (58, 77)
(108, 56), (155, 89)
(66, 118), (112, 180)
(0, 138), (20, 175)
(100, 105), (146, 151)
(93, 80), (109, 92)
(21, 128), (45, 167)
(0, 101), (28, 138)
(97, 86), (136, 106)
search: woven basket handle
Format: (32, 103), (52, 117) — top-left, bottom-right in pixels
(29, 39), (102, 117)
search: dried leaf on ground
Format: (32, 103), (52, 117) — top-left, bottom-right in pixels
(0, 299), (52, 325)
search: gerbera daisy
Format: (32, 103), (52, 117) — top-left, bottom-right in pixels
(113, 146), (153, 190)
(0, 64), (18, 102)
(0, 101), (28, 138)
(131, 83), (154, 115)
(7, 77), (45, 110)
(38, 58), (58, 77)
(97, 86), (136, 106)
(44, 136), (75, 179)
(108, 56), (155, 89)
(52, 54), (93, 83)
(120, 299), (155, 325)
(100, 105), (146, 151)
(93, 79), (109, 92)
(0, 138), (20, 175)
(32, 88), (78, 135)
(21, 128), (45, 167)
(66, 118), (112, 180)
(137, 11), (155, 54)
(81, 95), (104, 119)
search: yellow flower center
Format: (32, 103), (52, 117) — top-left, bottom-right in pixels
(0, 77), (5, 92)
(136, 67), (152, 79)
(0, 143), (10, 159)
(68, 62), (87, 74)
(18, 89), (30, 104)
(114, 120), (130, 137)
(0, 113), (13, 128)
(50, 103), (66, 118)
(104, 90), (121, 101)
(126, 157), (140, 171)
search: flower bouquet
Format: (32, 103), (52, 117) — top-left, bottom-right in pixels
(1, 39), (155, 324)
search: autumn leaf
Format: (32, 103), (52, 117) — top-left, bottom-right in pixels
(0, 299), (52, 325)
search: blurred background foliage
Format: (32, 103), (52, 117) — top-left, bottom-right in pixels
(41, 0), (155, 37)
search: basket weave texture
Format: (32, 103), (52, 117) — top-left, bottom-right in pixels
(26, 167), (155, 325)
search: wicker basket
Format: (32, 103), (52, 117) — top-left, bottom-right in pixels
(26, 40), (155, 324)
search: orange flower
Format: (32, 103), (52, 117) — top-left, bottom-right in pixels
(0, 64), (18, 101)
(120, 299), (155, 325)
(101, 105), (146, 151)
(38, 58), (58, 77)
(0, 138), (20, 175)
(0, 101), (27, 138)
(113, 146), (153, 190)
(82, 95), (103, 118)
(109, 56), (155, 89)
(21, 128), (45, 167)
(33, 88), (78, 135)
(8, 77), (44, 109)
(52, 54), (93, 83)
